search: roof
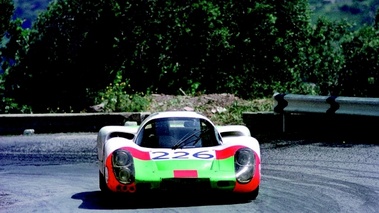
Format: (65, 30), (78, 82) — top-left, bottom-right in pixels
(140, 111), (211, 126)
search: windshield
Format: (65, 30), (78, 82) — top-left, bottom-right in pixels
(136, 117), (220, 148)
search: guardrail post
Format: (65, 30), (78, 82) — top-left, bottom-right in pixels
(326, 96), (339, 114)
(273, 93), (288, 114)
(273, 93), (288, 133)
(273, 93), (337, 133)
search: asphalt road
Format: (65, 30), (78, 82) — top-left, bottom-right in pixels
(0, 133), (379, 213)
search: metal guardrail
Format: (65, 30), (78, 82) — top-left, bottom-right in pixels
(273, 93), (379, 116)
(270, 93), (379, 135)
(334, 96), (379, 116)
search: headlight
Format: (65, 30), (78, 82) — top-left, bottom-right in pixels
(112, 150), (135, 184)
(113, 150), (132, 166)
(235, 148), (255, 183)
(236, 149), (254, 166)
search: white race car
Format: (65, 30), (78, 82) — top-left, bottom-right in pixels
(97, 111), (261, 200)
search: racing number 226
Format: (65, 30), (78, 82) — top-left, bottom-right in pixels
(151, 150), (214, 160)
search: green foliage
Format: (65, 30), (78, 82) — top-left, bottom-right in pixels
(300, 18), (351, 95)
(3, 0), (379, 114)
(0, 0), (15, 113)
(3, 0), (120, 112)
(95, 71), (149, 112)
(0, 16), (32, 113)
(0, 0), (31, 113)
(234, 0), (314, 98)
(111, 0), (243, 95)
(1, 96), (31, 113)
(339, 25), (379, 96)
(0, 0), (14, 37)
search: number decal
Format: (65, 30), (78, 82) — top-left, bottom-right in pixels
(151, 150), (215, 160)
(173, 151), (189, 159)
(193, 150), (214, 159)
(151, 151), (169, 160)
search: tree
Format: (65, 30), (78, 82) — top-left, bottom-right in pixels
(302, 18), (350, 95)
(339, 26), (379, 97)
(112, 0), (242, 95)
(231, 0), (313, 98)
(0, 0), (13, 38)
(0, 0), (15, 72)
(5, 0), (367, 113)
(5, 0), (120, 112)
(0, 0), (14, 112)
(0, 0), (33, 113)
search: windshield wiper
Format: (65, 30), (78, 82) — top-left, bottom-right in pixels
(171, 129), (207, 150)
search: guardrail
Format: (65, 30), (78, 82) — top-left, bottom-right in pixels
(2, 94), (378, 140)
(273, 93), (379, 116)
(270, 93), (379, 137)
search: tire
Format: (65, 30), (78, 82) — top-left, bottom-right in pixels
(236, 186), (259, 201)
(99, 170), (111, 193)
(248, 186), (259, 200)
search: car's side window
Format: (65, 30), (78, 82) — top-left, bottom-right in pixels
(200, 120), (219, 147)
(138, 122), (159, 148)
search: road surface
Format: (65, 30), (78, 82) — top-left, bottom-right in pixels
(0, 133), (378, 212)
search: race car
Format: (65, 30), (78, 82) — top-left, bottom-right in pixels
(96, 111), (261, 200)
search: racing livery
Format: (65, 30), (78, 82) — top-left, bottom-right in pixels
(97, 111), (261, 200)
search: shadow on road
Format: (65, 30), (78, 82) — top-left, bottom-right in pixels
(71, 191), (251, 210)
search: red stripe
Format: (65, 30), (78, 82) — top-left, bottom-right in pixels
(174, 170), (198, 178)
(215, 145), (245, 159)
(122, 147), (151, 160)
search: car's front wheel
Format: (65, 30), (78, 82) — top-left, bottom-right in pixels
(99, 170), (111, 193)
(235, 186), (259, 201)
(248, 186), (259, 200)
